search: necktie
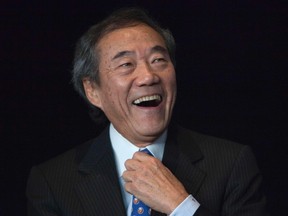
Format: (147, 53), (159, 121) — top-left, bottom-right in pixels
(131, 148), (152, 216)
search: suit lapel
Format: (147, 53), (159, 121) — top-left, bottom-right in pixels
(74, 124), (206, 216)
(164, 124), (206, 195)
(152, 124), (206, 216)
(75, 127), (126, 216)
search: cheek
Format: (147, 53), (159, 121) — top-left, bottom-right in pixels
(165, 73), (177, 105)
(100, 82), (124, 110)
(104, 87), (115, 105)
(166, 71), (177, 91)
(97, 83), (113, 109)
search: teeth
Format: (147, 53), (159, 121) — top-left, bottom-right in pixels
(133, 95), (161, 105)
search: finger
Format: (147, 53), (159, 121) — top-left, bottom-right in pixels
(133, 154), (161, 175)
(122, 175), (135, 196)
(123, 181), (135, 195)
(122, 171), (151, 197)
(132, 151), (154, 161)
(122, 170), (135, 182)
(124, 158), (142, 171)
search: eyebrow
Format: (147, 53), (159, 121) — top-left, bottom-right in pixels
(150, 45), (168, 55)
(111, 45), (168, 61)
(112, 50), (134, 60)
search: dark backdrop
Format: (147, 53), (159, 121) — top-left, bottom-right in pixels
(1, 0), (287, 215)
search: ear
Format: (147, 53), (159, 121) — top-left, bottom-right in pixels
(82, 78), (102, 108)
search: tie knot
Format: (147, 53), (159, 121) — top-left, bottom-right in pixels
(140, 148), (153, 156)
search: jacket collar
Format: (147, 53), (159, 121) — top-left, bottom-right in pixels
(164, 124), (206, 195)
(75, 124), (206, 216)
(76, 127), (126, 216)
(152, 124), (206, 216)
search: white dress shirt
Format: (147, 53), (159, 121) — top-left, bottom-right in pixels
(109, 124), (200, 215)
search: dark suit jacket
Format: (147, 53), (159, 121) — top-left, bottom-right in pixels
(26, 125), (268, 215)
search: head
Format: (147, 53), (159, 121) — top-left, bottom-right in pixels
(72, 7), (177, 146)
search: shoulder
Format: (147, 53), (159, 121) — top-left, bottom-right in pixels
(176, 125), (246, 156)
(32, 127), (110, 175)
(173, 125), (258, 175)
(29, 138), (94, 181)
(174, 125), (261, 188)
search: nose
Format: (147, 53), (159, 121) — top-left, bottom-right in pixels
(135, 63), (160, 86)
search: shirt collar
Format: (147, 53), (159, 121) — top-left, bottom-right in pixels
(109, 124), (166, 177)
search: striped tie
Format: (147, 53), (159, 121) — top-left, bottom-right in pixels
(131, 148), (152, 216)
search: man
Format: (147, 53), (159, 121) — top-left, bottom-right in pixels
(26, 7), (268, 215)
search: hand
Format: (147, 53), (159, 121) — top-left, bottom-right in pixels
(122, 151), (189, 214)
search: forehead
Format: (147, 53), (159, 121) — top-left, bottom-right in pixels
(97, 24), (166, 57)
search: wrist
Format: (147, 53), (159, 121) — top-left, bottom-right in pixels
(168, 195), (200, 216)
(168, 192), (190, 214)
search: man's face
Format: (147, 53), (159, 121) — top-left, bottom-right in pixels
(84, 24), (177, 146)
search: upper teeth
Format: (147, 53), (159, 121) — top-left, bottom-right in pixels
(133, 95), (161, 105)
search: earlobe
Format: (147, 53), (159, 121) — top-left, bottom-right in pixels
(82, 79), (102, 108)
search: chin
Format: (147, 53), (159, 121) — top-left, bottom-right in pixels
(138, 122), (166, 136)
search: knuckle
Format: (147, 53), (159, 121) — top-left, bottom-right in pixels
(150, 157), (158, 164)
(150, 158), (160, 170)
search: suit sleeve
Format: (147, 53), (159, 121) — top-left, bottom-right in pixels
(26, 166), (61, 216)
(194, 146), (268, 216)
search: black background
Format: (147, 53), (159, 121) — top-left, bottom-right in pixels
(1, 0), (287, 215)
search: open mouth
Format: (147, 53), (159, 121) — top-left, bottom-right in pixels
(132, 94), (162, 107)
